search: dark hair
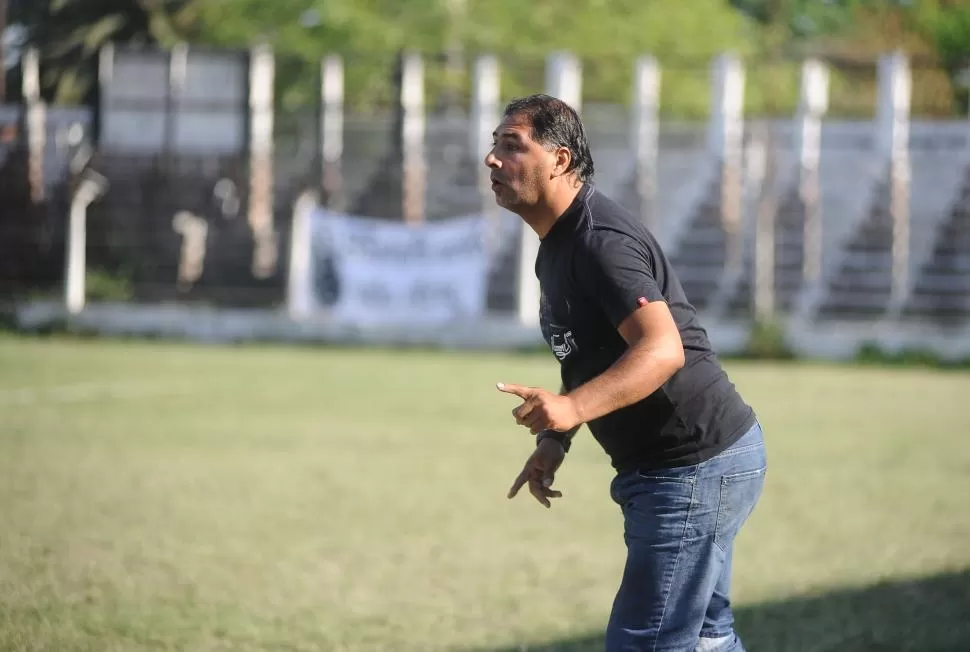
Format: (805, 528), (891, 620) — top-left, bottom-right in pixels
(503, 93), (595, 183)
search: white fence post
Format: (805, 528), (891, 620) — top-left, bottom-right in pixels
(752, 124), (777, 321)
(287, 190), (319, 319)
(320, 55), (345, 211)
(166, 42), (189, 153)
(545, 51), (582, 111)
(65, 174), (108, 314)
(632, 55), (661, 230)
(709, 53), (745, 275)
(172, 210), (209, 292)
(401, 51), (426, 225)
(471, 55), (502, 259)
(23, 47), (46, 204)
(876, 51), (911, 310)
(248, 43), (277, 278)
(798, 58), (829, 286)
(516, 52), (583, 327)
(471, 55), (500, 177)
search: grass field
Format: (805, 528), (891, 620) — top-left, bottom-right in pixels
(1, 334), (969, 652)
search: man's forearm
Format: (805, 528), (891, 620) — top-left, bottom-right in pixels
(557, 385), (581, 441)
(567, 339), (683, 425)
(540, 422), (581, 440)
(562, 423), (581, 442)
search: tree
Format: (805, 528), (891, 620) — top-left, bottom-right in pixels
(917, 0), (970, 113)
(806, 2), (955, 117)
(11, 0), (199, 104)
(194, 0), (763, 117)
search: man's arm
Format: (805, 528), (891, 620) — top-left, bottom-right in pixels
(565, 231), (685, 424)
(497, 233), (686, 436)
(499, 247), (685, 433)
(566, 299), (684, 425)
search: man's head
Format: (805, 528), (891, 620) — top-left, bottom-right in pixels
(485, 94), (594, 216)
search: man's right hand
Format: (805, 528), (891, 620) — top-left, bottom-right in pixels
(507, 437), (566, 508)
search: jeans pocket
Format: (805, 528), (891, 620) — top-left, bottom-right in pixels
(620, 474), (697, 543)
(713, 466), (766, 551)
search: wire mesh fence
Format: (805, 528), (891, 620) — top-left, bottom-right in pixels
(2, 46), (969, 325)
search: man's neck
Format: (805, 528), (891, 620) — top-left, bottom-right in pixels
(520, 181), (585, 240)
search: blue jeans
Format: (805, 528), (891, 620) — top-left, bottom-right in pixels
(606, 422), (767, 652)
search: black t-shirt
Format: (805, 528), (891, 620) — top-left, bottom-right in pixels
(536, 183), (756, 471)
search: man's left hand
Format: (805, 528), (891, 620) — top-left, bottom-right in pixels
(497, 382), (583, 434)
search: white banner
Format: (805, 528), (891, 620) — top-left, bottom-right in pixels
(301, 209), (489, 326)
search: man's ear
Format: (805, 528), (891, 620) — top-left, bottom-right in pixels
(553, 146), (572, 177)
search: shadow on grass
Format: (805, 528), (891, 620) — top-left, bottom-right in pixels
(469, 569), (970, 652)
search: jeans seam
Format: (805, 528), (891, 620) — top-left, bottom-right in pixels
(699, 631), (733, 638)
(722, 467), (767, 484)
(635, 473), (696, 482)
(711, 442), (763, 459)
(634, 462), (699, 483)
(650, 473), (697, 652)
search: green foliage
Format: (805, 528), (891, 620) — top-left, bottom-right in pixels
(84, 267), (132, 302)
(11, 0), (199, 103)
(916, 0), (970, 114)
(195, 0), (471, 112)
(731, 0), (851, 35)
(738, 317), (796, 360)
(802, 2), (956, 117)
(192, 0), (765, 116)
(854, 341), (970, 370)
(0, 308), (16, 333)
(13, 0), (970, 116)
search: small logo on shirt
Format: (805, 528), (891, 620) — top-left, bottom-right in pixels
(550, 330), (578, 361)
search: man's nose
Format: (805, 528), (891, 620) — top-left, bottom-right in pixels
(484, 152), (500, 169)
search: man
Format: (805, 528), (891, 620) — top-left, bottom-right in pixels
(486, 93), (767, 652)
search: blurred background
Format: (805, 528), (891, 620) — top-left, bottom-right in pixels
(2, 0), (970, 351)
(1, 2), (969, 651)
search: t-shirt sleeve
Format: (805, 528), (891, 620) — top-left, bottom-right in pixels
(574, 231), (665, 328)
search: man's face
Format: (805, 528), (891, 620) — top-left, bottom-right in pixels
(484, 115), (556, 211)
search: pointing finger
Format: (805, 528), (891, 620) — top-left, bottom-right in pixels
(507, 467), (530, 499)
(496, 382), (534, 400)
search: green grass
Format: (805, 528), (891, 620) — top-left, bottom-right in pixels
(1, 334), (969, 652)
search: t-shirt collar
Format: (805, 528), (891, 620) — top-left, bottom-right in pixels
(544, 182), (591, 241)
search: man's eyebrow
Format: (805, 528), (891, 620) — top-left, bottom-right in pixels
(492, 131), (523, 140)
